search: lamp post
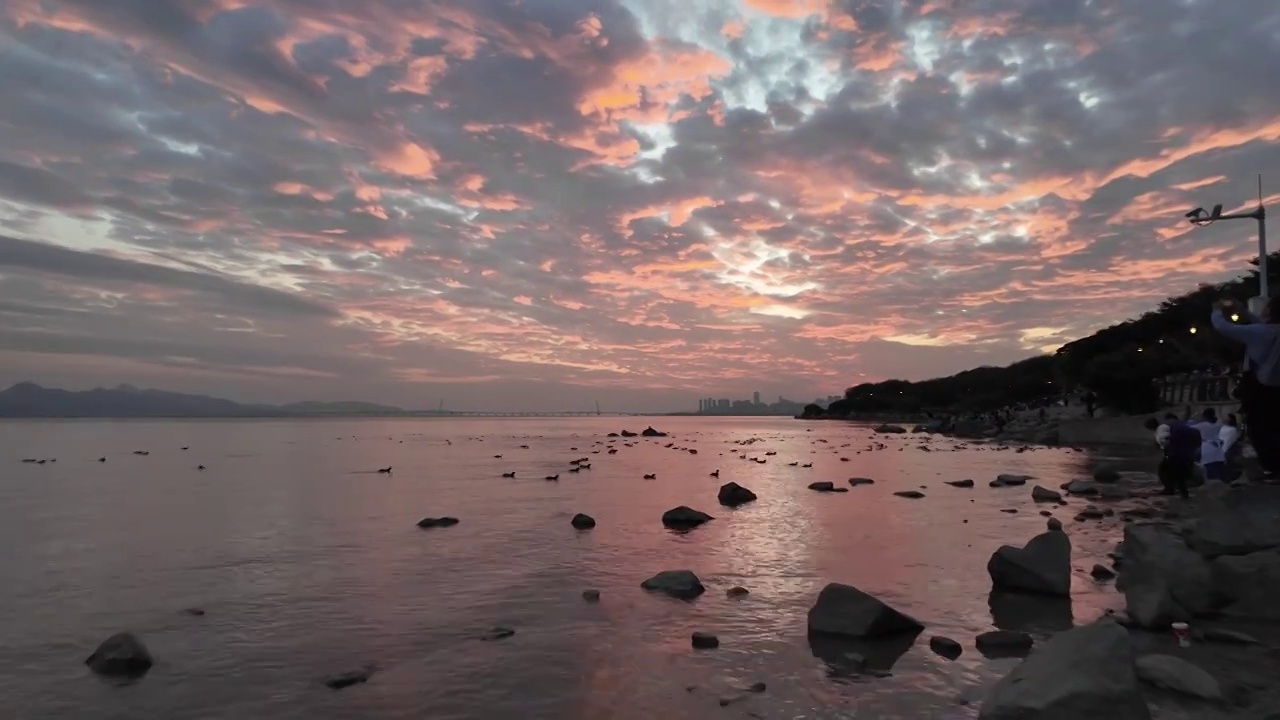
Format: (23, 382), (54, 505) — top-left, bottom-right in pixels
(1186, 178), (1269, 315)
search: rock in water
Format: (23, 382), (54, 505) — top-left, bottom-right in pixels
(641, 426), (667, 437)
(641, 570), (705, 599)
(1047, 518), (1063, 532)
(874, 424), (907, 434)
(1117, 525), (1212, 628)
(691, 632), (719, 649)
(806, 582), (924, 639)
(894, 490), (925, 499)
(976, 630), (1034, 657)
(661, 506), (713, 529)
(993, 474), (1031, 487)
(1031, 485), (1062, 502)
(726, 586), (750, 597)
(1065, 480), (1098, 496)
(1135, 655), (1223, 701)
(717, 482), (757, 507)
(1093, 467), (1122, 484)
(946, 479), (975, 488)
(929, 636), (963, 660)
(479, 626), (515, 641)
(417, 517), (459, 529)
(85, 632), (153, 677)
(570, 513), (596, 529)
(979, 619), (1150, 720)
(323, 667), (373, 689)
(987, 531), (1072, 596)
(848, 477), (876, 486)
(582, 589), (600, 602)
(808, 481), (836, 492)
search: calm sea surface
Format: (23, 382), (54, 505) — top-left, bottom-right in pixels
(0, 416), (1144, 719)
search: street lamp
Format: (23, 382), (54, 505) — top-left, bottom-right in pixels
(1186, 176), (1269, 315)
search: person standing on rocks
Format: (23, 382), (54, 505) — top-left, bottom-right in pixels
(1212, 298), (1280, 480)
(1191, 408), (1227, 483)
(1159, 418), (1200, 499)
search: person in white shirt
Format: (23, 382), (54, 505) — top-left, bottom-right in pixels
(1192, 408), (1226, 482)
(1154, 412), (1178, 448)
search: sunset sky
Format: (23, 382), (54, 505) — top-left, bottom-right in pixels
(1, 0), (1277, 412)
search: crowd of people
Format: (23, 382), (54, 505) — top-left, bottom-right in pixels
(1144, 296), (1279, 496)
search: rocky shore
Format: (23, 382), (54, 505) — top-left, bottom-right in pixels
(978, 479), (1280, 718)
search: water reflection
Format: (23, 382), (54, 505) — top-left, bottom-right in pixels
(988, 590), (1074, 633)
(809, 629), (923, 675)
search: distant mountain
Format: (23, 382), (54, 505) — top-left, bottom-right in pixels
(0, 382), (406, 418)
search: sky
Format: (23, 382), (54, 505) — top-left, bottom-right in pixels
(1, 0), (1278, 413)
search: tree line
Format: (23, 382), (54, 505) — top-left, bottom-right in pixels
(809, 252), (1279, 418)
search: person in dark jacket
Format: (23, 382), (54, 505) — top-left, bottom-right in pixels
(1160, 420), (1202, 499)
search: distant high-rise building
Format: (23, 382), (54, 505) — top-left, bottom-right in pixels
(753, 391), (761, 406)
(717, 398), (731, 409)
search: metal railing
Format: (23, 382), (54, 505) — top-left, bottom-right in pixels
(1157, 367), (1239, 407)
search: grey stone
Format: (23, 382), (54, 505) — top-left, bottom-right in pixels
(978, 619), (1150, 720)
(85, 632), (153, 677)
(1032, 485), (1062, 502)
(976, 630), (1034, 656)
(1047, 518), (1063, 532)
(1117, 525), (1213, 629)
(1094, 467), (1122, 484)
(993, 474), (1031, 487)
(1135, 654), (1223, 701)
(641, 570), (705, 599)
(1210, 549), (1280, 619)
(1065, 480), (1098, 496)
(1191, 485), (1280, 557)
(988, 531), (1072, 596)
(807, 582), (924, 639)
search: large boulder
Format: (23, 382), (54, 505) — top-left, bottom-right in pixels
(85, 632), (153, 676)
(988, 531), (1071, 596)
(661, 506), (713, 529)
(1117, 525), (1212, 629)
(1190, 484), (1280, 557)
(717, 482), (757, 507)
(1134, 655), (1223, 701)
(641, 570), (705, 599)
(980, 620), (1150, 719)
(806, 582), (924, 639)
(1210, 549), (1280, 620)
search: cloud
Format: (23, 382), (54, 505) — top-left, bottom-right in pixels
(0, 0), (1277, 411)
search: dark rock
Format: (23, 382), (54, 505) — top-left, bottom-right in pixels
(479, 626), (515, 641)
(85, 632), (153, 677)
(807, 582), (924, 639)
(746, 681), (766, 693)
(1091, 564), (1116, 580)
(641, 426), (667, 437)
(181, 608), (206, 616)
(1093, 467), (1122, 484)
(570, 513), (596, 529)
(993, 474), (1031, 487)
(620, 430), (637, 437)
(322, 667), (373, 690)
(808, 481), (836, 492)
(874, 424), (907, 434)
(726, 586), (749, 597)
(929, 636), (963, 660)
(894, 490), (925, 499)
(582, 589), (600, 602)
(1031, 485), (1062, 502)
(1199, 628), (1259, 644)
(849, 477), (875, 486)
(1065, 480), (1098, 495)
(1097, 485), (1131, 500)
(661, 506), (713, 529)
(976, 630), (1034, 657)
(988, 531), (1072, 596)
(717, 482), (757, 507)
(946, 479), (975, 488)
(641, 570), (705, 599)
(978, 619), (1149, 720)
(1047, 518), (1063, 532)
(417, 516), (460, 529)
(691, 632), (719, 649)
